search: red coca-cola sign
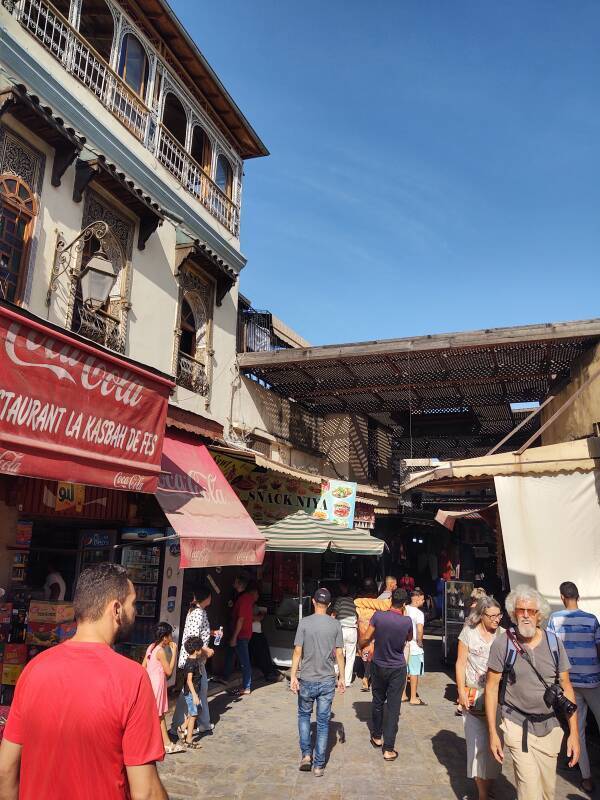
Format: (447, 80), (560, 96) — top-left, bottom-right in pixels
(0, 304), (172, 492)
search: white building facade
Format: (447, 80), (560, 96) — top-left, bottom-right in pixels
(0, 0), (268, 430)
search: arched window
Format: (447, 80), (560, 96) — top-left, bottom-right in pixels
(79, 0), (114, 63)
(215, 155), (233, 198)
(0, 175), (37, 303)
(179, 298), (197, 358)
(162, 93), (187, 146)
(190, 126), (211, 173)
(177, 292), (209, 394)
(117, 33), (149, 98)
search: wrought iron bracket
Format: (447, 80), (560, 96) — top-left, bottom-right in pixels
(46, 221), (110, 307)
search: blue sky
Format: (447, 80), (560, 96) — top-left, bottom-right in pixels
(173, 1), (600, 345)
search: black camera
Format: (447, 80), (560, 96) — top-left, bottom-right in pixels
(544, 683), (577, 719)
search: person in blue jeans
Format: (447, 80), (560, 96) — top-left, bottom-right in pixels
(227, 575), (254, 697)
(290, 587), (345, 777)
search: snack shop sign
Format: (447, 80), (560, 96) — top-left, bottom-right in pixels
(212, 453), (323, 526)
(0, 305), (172, 492)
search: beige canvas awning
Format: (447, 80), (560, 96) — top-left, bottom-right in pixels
(401, 437), (600, 494)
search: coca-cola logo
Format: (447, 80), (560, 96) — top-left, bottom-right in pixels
(0, 449), (23, 474)
(158, 469), (226, 504)
(5, 323), (144, 407)
(114, 472), (145, 491)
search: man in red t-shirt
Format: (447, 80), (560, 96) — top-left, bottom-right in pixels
(0, 563), (167, 800)
(227, 575), (254, 697)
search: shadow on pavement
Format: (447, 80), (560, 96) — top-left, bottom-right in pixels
(307, 713), (346, 766)
(431, 728), (516, 800)
(352, 700), (372, 729)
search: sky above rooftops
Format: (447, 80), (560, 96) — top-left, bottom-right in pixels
(173, 0), (600, 345)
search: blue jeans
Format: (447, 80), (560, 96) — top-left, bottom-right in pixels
(236, 638), (252, 691)
(298, 677), (336, 768)
(224, 639), (252, 691)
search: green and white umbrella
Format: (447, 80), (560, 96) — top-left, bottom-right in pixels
(260, 510), (385, 619)
(260, 510), (385, 556)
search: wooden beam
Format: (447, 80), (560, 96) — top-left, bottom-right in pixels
(237, 320), (600, 368)
(281, 371), (555, 400)
(51, 142), (81, 187)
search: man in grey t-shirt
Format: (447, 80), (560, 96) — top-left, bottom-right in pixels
(290, 588), (345, 777)
(485, 585), (579, 800)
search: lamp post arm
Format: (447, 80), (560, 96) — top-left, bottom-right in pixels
(46, 221), (110, 307)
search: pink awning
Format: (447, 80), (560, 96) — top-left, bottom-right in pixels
(157, 433), (265, 568)
(435, 502), (498, 532)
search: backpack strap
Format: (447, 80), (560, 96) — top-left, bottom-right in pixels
(545, 629), (561, 683)
(499, 630), (518, 705)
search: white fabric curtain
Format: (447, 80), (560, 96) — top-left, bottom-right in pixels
(495, 471), (600, 619)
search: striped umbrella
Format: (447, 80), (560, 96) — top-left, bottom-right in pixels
(261, 510), (384, 621)
(260, 510), (384, 556)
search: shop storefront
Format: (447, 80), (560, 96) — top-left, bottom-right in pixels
(0, 302), (173, 703)
(210, 449), (390, 602)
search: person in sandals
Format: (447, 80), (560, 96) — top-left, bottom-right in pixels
(181, 636), (204, 750)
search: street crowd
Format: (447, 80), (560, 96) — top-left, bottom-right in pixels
(0, 564), (598, 800)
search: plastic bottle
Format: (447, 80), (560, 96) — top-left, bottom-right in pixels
(213, 626), (223, 646)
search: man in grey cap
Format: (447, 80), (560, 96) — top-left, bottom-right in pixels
(290, 587), (345, 777)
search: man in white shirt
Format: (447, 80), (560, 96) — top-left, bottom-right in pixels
(405, 589), (426, 706)
(43, 565), (66, 601)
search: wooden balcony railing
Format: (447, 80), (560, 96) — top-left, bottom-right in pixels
(17, 0), (150, 142)
(14, 0), (241, 236)
(157, 126), (239, 236)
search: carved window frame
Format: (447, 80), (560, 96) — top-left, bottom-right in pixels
(67, 188), (134, 353)
(173, 262), (215, 400)
(0, 125), (46, 305)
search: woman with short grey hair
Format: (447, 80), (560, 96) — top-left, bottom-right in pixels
(456, 595), (503, 800)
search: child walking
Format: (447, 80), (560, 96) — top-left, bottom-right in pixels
(143, 622), (184, 754)
(181, 636), (204, 749)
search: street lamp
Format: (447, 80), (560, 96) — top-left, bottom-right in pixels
(47, 221), (120, 309)
(79, 245), (117, 311)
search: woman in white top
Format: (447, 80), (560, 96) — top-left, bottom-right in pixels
(455, 595), (503, 800)
(178, 587), (212, 668)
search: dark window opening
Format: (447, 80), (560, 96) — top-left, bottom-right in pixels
(215, 154), (233, 197)
(117, 33), (148, 97)
(79, 0), (114, 63)
(191, 126), (211, 172)
(179, 299), (196, 357)
(162, 92), (187, 146)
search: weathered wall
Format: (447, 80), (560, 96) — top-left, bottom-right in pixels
(234, 376), (323, 456)
(541, 341), (600, 445)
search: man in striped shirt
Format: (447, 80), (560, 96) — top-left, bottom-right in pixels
(548, 581), (600, 795)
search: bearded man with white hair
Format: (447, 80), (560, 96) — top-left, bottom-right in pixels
(484, 585), (579, 800)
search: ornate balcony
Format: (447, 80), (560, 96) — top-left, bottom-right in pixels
(74, 303), (125, 353)
(10, 0), (241, 236)
(157, 126), (238, 236)
(177, 351), (208, 396)
(17, 0), (149, 142)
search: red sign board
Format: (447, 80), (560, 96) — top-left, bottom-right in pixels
(157, 433), (266, 568)
(0, 304), (172, 492)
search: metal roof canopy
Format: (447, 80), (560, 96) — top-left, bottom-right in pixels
(238, 318), (600, 461)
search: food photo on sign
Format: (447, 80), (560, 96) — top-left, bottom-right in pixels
(313, 480), (357, 529)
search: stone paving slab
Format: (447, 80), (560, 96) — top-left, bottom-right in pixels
(159, 649), (596, 800)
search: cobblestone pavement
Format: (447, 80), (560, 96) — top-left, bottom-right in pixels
(159, 644), (594, 800)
